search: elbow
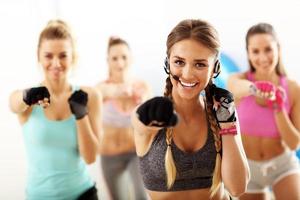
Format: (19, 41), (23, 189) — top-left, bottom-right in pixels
(226, 177), (249, 198)
(84, 154), (96, 164)
(287, 139), (300, 151)
(82, 146), (98, 164)
(227, 185), (247, 198)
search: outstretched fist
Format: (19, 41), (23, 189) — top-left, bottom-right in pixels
(136, 97), (178, 127)
(23, 86), (50, 106)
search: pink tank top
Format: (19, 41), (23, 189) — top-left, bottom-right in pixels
(237, 72), (291, 138)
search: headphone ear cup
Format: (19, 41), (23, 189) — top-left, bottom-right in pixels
(164, 57), (170, 74)
(213, 60), (221, 78)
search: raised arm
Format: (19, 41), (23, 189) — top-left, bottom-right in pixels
(132, 80), (153, 104)
(9, 86), (50, 114)
(96, 81), (131, 101)
(227, 73), (253, 101)
(132, 97), (177, 156)
(212, 86), (250, 197)
(274, 80), (300, 150)
(68, 87), (102, 164)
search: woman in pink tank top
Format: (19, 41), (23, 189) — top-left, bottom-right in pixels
(95, 36), (151, 200)
(228, 23), (300, 200)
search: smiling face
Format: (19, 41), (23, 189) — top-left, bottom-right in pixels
(169, 39), (216, 100)
(107, 43), (131, 80)
(247, 33), (279, 75)
(38, 39), (73, 81)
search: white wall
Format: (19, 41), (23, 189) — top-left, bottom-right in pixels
(1, 0), (300, 199)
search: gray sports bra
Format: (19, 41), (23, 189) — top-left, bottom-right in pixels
(139, 126), (217, 191)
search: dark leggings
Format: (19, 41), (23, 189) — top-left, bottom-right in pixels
(101, 152), (147, 200)
(77, 185), (98, 200)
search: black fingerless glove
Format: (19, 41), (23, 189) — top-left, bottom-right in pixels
(136, 97), (178, 127)
(68, 90), (88, 120)
(23, 86), (50, 106)
(211, 85), (236, 124)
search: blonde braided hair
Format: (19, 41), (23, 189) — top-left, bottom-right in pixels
(163, 77), (177, 189)
(205, 81), (222, 197)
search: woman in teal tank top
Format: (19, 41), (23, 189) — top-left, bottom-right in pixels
(9, 20), (102, 200)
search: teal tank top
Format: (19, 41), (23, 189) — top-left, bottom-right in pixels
(22, 86), (94, 200)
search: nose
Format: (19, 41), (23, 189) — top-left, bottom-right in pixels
(52, 57), (62, 68)
(181, 64), (193, 79)
(116, 59), (126, 69)
(259, 52), (268, 63)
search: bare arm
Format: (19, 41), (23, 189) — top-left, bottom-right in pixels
(132, 80), (153, 104)
(9, 90), (29, 114)
(131, 97), (177, 157)
(96, 82), (129, 100)
(76, 87), (102, 164)
(227, 73), (253, 101)
(131, 111), (161, 156)
(221, 120), (250, 197)
(275, 81), (300, 150)
(212, 86), (250, 197)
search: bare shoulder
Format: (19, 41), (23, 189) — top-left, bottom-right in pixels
(287, 78), (300, 90)
(286, 78), (300, 104)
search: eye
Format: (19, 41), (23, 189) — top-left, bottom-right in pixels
(251, 49), (259, 54)
(44, 54), (52, 59)
(122, 55), (127, 60)
(59, 53), (67, 59)
(195, 62), (207, 68)
(174, 60), (184, 66)
(265, 47), (272, 53)
(112, 56), (118, 61)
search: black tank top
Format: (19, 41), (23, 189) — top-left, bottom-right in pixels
(139, 126), (217, 191)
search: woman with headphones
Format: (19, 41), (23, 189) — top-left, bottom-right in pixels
(131, 19), (249, 200)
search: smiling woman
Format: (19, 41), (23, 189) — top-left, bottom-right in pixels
(8, 20), (101, 200)
(228, 23), (300, 200)
(131, 19), (250, 200)
(95, 36), (151, 200)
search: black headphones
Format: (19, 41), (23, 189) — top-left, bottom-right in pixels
(164, 57), (221, 78)
(164, 57), (170, 74)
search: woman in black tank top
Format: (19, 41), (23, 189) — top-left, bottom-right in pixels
(131, 19), (250, 200)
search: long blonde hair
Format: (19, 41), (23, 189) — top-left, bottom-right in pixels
(163, 19), (222, 197)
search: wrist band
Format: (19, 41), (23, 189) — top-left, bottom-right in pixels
(249, 84), (257, 95)
(219, 125), (237, 135)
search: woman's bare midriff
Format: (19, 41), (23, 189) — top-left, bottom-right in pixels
(148, 188), (229, 200)
(241, 134), (286, 161)
(99, 124), (136, 156)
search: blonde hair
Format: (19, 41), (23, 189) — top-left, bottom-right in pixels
(37, 19), (77, 65)
(164, 19), (222, 197)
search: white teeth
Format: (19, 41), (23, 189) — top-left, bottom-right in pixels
(179, 80), (197, 87)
